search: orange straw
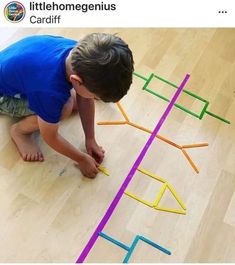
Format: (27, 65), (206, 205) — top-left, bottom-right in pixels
(116, 102), (130, 122)
(182, 149), (199, 173)
(156, 135), (182, 149)
(182, 143), (208, 149)
(97, 103), (206, 174)
(128, 122), (152, 134)
(97, 121), (127, 125)
(129, 122), (181, 149)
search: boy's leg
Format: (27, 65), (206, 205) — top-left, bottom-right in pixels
(60, 90), (77, 119)
(10, 115), (44, 162)
(10, 91), (76, 162)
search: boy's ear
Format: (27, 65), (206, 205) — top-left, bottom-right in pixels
(70, 74), (83, 84)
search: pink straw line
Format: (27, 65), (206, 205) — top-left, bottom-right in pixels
(76, 74), (190, 263)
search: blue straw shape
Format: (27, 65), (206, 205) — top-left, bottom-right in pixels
(99, 232), (130, 251)
(123, 236), (140, 263)
(139, 236), (171, 255)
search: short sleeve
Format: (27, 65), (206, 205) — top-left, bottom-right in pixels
(27, 91), (67, 123)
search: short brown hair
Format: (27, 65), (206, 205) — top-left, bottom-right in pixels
(71, 33), (134, 102)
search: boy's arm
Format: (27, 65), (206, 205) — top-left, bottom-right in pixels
(76, 94), (95, 140)
(76, 94), (105, 163)
(37, 116), (99, 178)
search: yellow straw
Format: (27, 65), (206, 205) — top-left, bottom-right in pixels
(98, 166), (110, 176)
(155, 206), (186, 215)
(124, 191), (153, 207)
(167, 183), (187, 210)
(153, 184), (167, 207)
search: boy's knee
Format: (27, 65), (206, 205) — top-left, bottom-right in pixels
(61, 96), (74, 120)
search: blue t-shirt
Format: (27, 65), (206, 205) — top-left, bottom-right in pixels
(0, 35), (77, 123)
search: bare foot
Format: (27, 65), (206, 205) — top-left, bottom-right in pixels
(10, 124), (44, 162)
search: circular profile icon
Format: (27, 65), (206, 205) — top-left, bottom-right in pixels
(4, 1), (26, 23)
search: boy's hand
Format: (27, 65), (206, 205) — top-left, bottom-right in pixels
(77, 153), (99, 178)
(86, 138), (105, 164)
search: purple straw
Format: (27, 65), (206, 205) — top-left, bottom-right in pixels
(76, 74), (190, 263)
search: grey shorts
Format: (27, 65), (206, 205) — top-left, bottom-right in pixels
(0, 95), (35, 118)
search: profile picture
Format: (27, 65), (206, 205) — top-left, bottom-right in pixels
(4, 1), (26, 23)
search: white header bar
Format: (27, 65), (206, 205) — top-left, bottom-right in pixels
(0, 0), (234, 27)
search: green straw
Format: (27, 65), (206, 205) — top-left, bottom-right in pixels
(145, 88), (170, 102)
(154, 75), (178, 88)
(199, 101), (209, 120)
(205, 111), (231, 124)
(154, 74), (208, 102)
(133, 72), (148, 81)
(134, 71), (231, 125)
(145, 88), (201, 118)
(143, 73), (154, 90)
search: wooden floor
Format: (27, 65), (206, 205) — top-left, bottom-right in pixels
(0, 28), (235, 262)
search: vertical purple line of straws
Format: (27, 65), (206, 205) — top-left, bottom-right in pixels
(76, 74), (190, 263)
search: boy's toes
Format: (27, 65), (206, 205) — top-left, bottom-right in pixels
(22, 153), (28, 161)
(32, 153), (40, 161)
(20, 151), (43, 162)
(38, 152), (44, 161)
(30, 154), (36, 161)
(27, 154), (32, 161)
(34, 153), (38, 161)
(27, 153), (35, 161)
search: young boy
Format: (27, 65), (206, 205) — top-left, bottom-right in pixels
(0, 33), (134, 178)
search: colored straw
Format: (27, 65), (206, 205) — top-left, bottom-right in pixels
(138, 167), (166, 183)
(124, 191), (154, 207)
(134, 71), (230, 124)
(97, 103), (208, 173)
(155, 206), (186, 215)
(98, 166), (110, 176)
(153, 184), (167, 207)
(117, 102), (130, 122)
(76, 74), (190, 263)
(181, 149), (199, 173)
(97, 121), (127, 125)
(182, 143), (208, 149)
(99, 232), (130, 251)
(123, 236), (140, 263)
(156, 134), (182, 149)
(139, 236), (171, 255)
(167, 183), (187, 210)
(205, 110), (230, 124)
(133, 72), (148, 81)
